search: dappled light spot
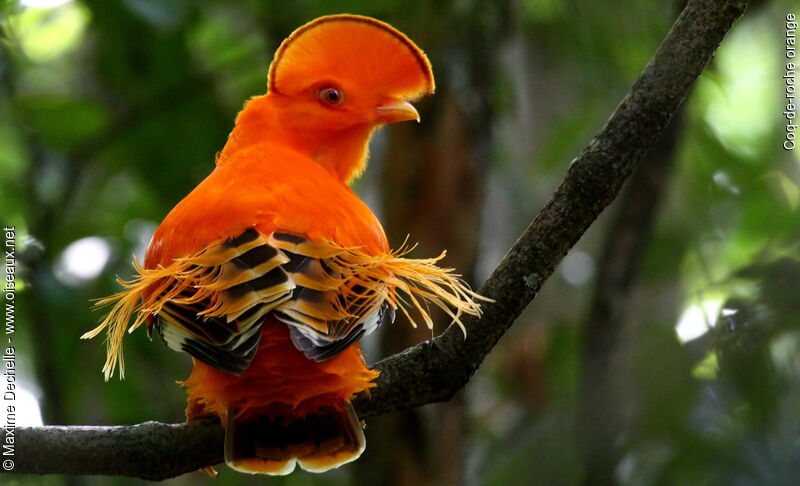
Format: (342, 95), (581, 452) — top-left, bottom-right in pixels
(770, 331), (800, 375)
(21, 0), (72, 7)
(559, 250), (595, 286)
(712, 171), (741, 196)
(15, 385), (44, 427)
(675, 298), (723, 343)
(696, 19), (777, 159)
(54, 236), (112, 286)
(16, 0), (86, 63)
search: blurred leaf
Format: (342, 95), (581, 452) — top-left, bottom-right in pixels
(15, 2), (88, 62)
(762, 170), (800, 211)
(0, 111), (27, 177)
(16, 95), (108, 148)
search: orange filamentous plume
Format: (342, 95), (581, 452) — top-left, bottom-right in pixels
(84, 235), (487, 380)
(84, 14), (487, 476)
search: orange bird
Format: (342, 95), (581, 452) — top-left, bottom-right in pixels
(84, 14), (484, 475)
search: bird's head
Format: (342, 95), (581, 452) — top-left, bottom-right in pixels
(225, 15), (435, 183)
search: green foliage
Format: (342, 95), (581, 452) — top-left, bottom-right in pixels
(16, 96), (108, 147)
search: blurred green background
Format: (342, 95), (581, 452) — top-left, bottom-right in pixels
(2, 0), (799, 485)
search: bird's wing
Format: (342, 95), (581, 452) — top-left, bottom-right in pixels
(84, 226), (482, 379)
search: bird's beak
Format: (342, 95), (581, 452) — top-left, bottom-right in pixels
(376, 99), (420, 124)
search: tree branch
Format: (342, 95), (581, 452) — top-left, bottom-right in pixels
(6, 0), (750, 480)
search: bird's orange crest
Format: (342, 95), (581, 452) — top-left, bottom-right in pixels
(268, 14), (435, 100)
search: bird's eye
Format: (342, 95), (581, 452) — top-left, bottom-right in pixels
(318, 87), (344, 107)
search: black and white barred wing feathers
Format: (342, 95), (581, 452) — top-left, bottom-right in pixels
(82, 228), (487, 379)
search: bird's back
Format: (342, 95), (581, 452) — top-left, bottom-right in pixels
(144, 142), (389, 269)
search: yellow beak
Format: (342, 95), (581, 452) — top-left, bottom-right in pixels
(376, 99), (420, 124)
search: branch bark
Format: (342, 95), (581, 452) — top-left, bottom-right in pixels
(6, 0), (750, 480)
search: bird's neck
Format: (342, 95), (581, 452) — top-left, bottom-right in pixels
(218, 95), (375, 184)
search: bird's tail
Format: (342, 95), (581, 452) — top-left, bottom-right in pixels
(225, 402), (365, 475)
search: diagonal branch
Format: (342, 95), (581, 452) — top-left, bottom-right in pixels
(6, 0), (750, 481)
(355, 0), (749, 418)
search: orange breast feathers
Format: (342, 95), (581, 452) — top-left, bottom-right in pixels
(83, 13), (487, 476)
